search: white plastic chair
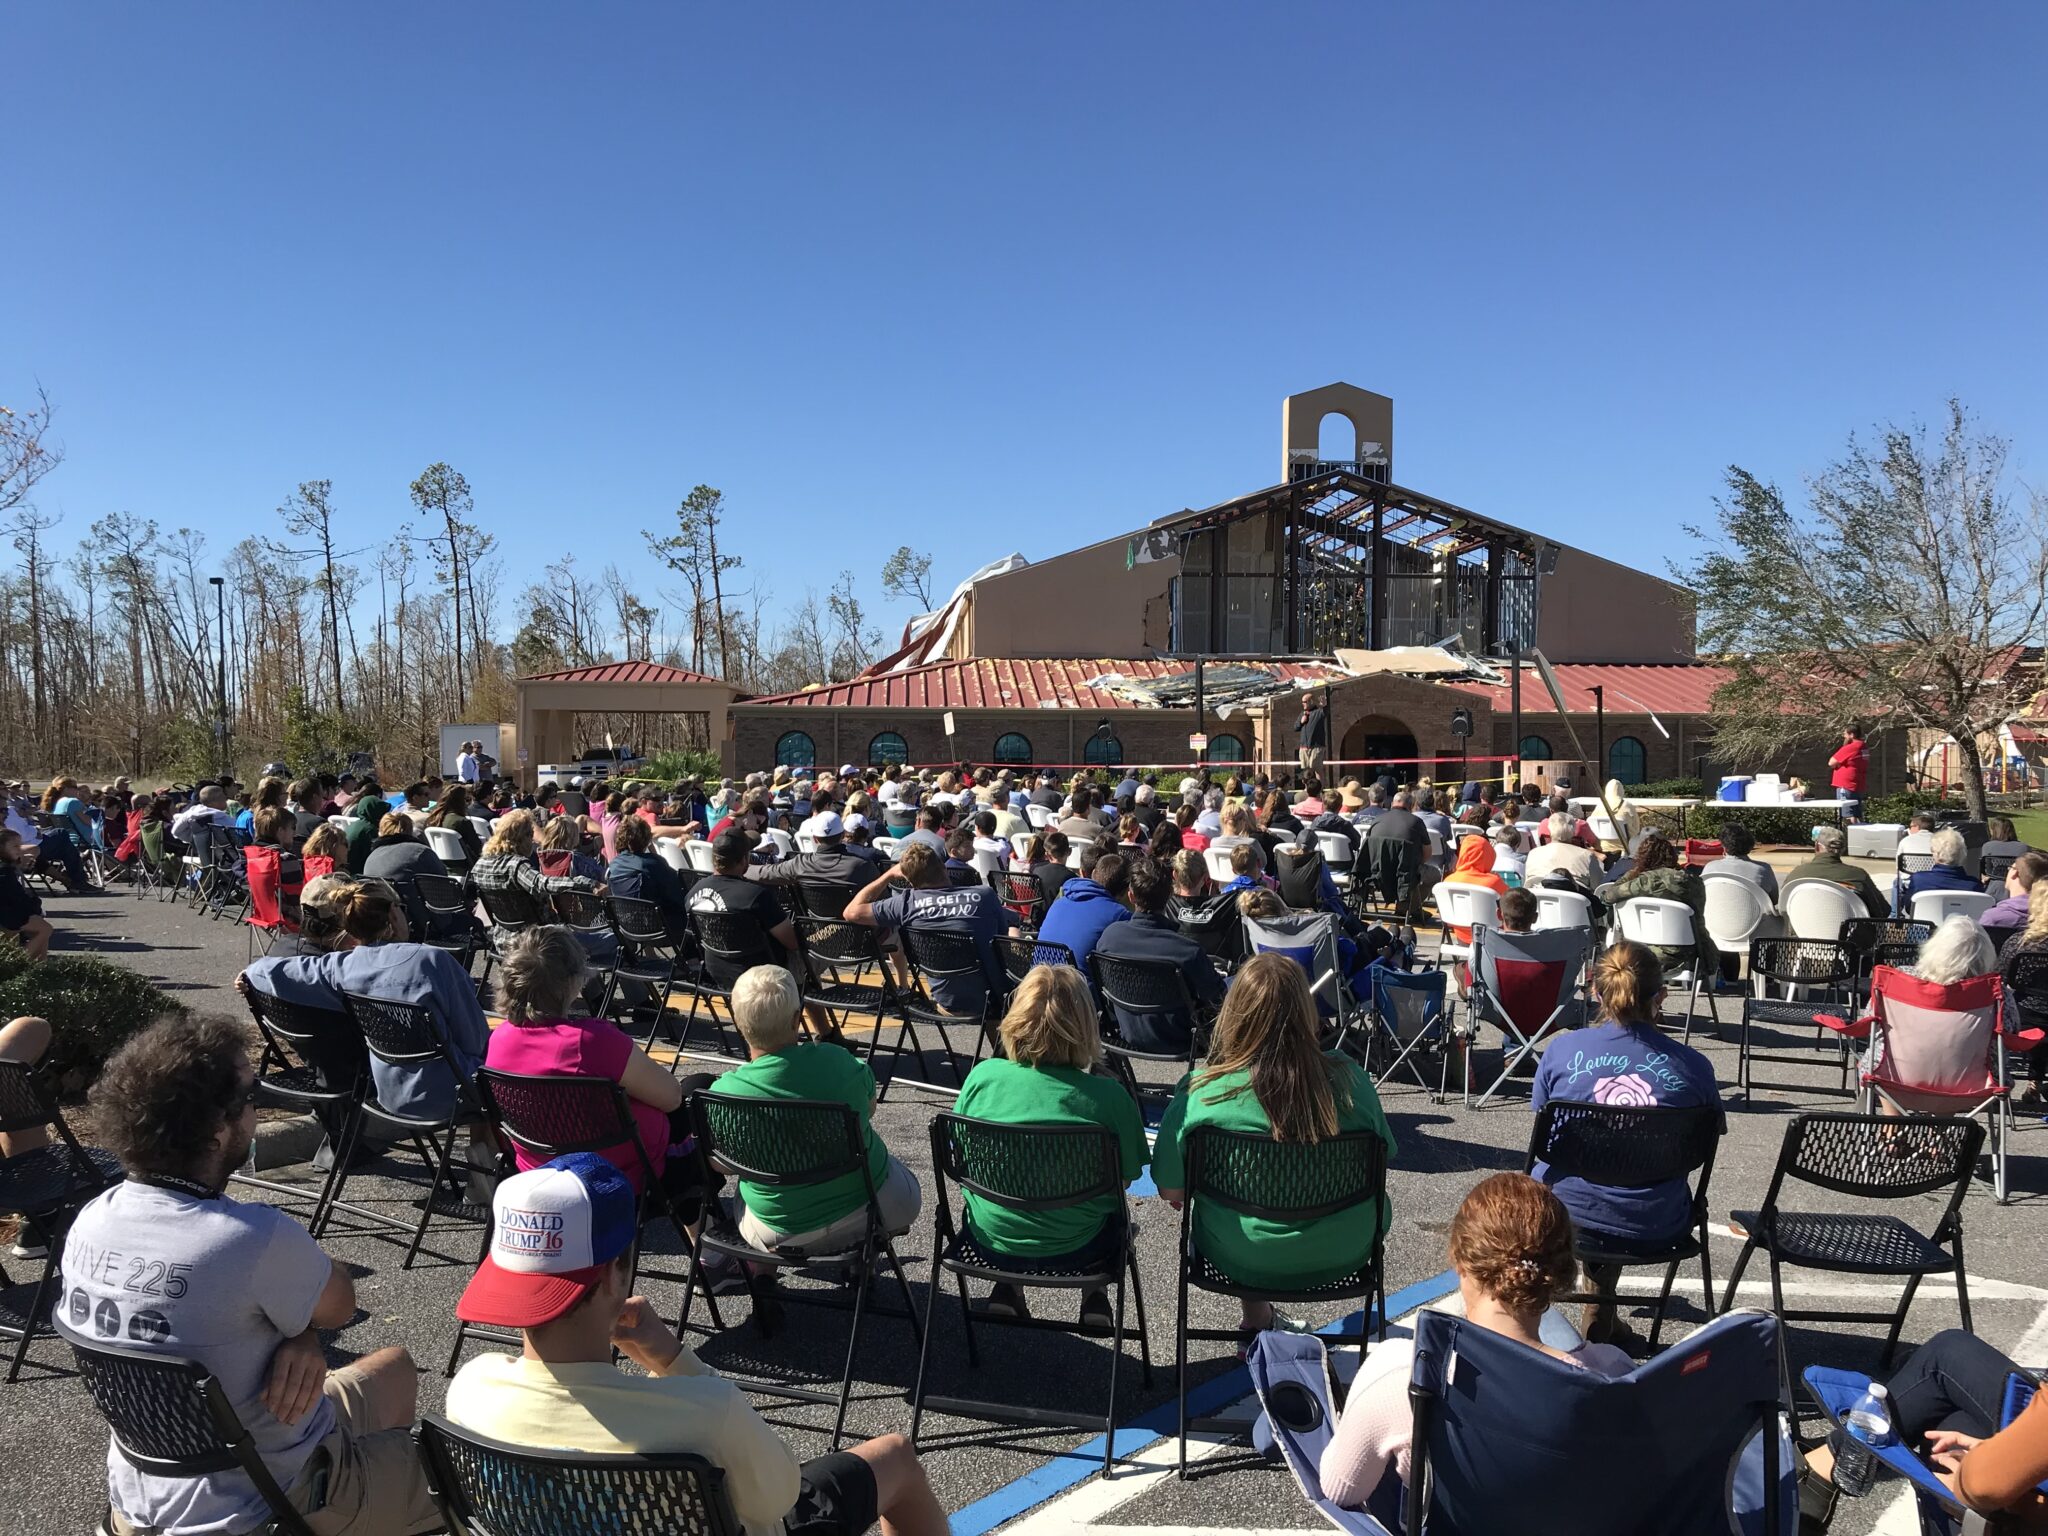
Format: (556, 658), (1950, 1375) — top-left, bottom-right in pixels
(1614, 897), (1718, 1041)
(326, 814), (351, 831)
(971, 846), (1003, 880)
(1025, 804), (1053, 830)
(1434, 883), (1499, 972)
(1701, 873), (1777, 955)
(654, 837), (690, 874)
(1531, 887), (1593, 933)
(682, 838), (717, 874)
(1067, 846), (1088, 871)
(467, 815), (493, 845)
(872, 835), (902, 861)
(760, 828), (794, 859)
(1909, 889), (1996, 926)
(424, 826), (466, 867)
(795, 832), (818, 854)
(1202, 847), (1238, 885)
(1780, 879), (1868, 942)
(1009, 832), (1036, 862)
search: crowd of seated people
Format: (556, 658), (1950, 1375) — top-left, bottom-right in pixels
(33, 748), (2048, 1535)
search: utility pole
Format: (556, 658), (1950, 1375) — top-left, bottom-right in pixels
(1591, 684), (1605, 787)
(209, 575), (229, 777)
(1508, 649), (1522, 795)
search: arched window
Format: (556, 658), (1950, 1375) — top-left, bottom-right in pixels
(867, 731), (909, 767)
(774, 731), (815, 770)
(1518, 734), (1552, 761)
(1084, 731), (1124, 767)
(992, 732), (1032, 765)
(1608, 736), (1648, 786)
(1208, 733), (1246, 766)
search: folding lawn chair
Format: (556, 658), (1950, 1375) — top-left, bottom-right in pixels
(1369, 966), (1459, 1102)
(1738, 938), (1859, 1099)
(1862, 965), (2017, 1202)
(1464, 925), (1590, 1109)
(1241, 907), (1363, 1051)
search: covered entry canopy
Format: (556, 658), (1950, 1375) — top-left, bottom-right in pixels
(515, 661), (740, 783)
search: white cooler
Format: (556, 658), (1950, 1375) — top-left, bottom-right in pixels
(1846, 823), (1905, 860)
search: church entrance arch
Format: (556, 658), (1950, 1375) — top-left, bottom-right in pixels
(1340, 713), (1420, 782)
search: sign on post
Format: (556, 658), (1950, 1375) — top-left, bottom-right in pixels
(942, 711), (956, 737)
(1188, 733), (1209, 752)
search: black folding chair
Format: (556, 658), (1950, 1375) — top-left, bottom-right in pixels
(604, 894), (685, 1051)
(1169, 893), (1246, 972)
(1838, 918), (1933, 1008)
(1981, 852), (2019, 884)
(415, 1413), (741, 1536)
(65, 1332), (317, 1535)
(550, 887), (621, 1004)
(791, 878), (855, 921)
(232, 989), (365, 1230)
(1175, 1125), (1387, 1478)
(990, 869), (1046, 930)
(474, 882), (539, 988)
(679, 906), (780, 1060)
(910, 1115), (1152, 1473)
(1525, 1100), (1724, 1349)
(993, 932), (1078, 991)
(794, 915), (927, 1095)
(413, 870), (484, 971)
(1723, 1111), (1984, 1372)
(452, 1069), (723, 1373)
(1087, 950), (1208, 1101)
(1895, 850), (1935, 880)
(898, 925), (999, 1083)
(676, 1090), (923, 1449)
(0, 1061), (122, 1381)
(324, 991), (487, 1268)
(1738, 938), (1858, 1098)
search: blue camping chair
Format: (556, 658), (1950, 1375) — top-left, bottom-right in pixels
(1252, 1310), (1796, 1534)
(1243, 908), (1361, 1048)
(1803, 1365), (2043, 1535)
(1369, 967), (1460, 1103)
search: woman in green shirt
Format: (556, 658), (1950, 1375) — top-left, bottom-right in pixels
(1153, 952), (1396, 1335)
(952, 965), (1148, 1330)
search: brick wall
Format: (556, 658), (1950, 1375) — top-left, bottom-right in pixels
(731, 709), (1245, 775)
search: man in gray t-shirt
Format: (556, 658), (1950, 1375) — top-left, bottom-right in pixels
(62, 1015), (437, 1535)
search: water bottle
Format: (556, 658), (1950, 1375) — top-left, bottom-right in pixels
(1832, 1382), (1895, 1498)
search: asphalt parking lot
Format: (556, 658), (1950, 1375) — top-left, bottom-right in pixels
(5, 877), (2044, 1536)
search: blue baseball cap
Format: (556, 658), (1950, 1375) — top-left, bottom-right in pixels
(456, 1153), (636, 1328)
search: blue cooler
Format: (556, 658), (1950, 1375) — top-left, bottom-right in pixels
(1718, 775), (1752, 802)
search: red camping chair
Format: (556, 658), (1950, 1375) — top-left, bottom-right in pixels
(242, 845), (299, 958)
(1465, 925), (1592, 1110)
(1682, 838), (1725, 868)
(1861, 965), (2019, 1202)
(301, 854), (335, 884)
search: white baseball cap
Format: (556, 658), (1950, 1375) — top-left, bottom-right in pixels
(802, 811), (845, 839)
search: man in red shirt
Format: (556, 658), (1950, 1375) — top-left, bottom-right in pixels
(1828, 727), (1869, 823)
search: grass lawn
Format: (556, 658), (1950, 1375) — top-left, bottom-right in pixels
(2010, 810), (2048, 847)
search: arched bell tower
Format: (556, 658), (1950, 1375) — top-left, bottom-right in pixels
(1282, 382), (1393, 484)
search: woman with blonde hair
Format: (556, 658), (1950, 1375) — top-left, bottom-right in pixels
(1530, 939), (1721, 1343)
(952, 965), (1148, 1326)
(1319, 1173), (1632, 1514)
(1153, 952), (1396, 1336)
(300, 821), (348, 867)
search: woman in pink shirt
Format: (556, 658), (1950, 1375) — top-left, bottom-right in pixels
(483, 926), (717, 1215)
(1319, 1173), (1634, 1514)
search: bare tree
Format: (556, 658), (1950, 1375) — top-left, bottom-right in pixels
(272, 479), (354, 712)
(0, 389), (61, 519)
(880, 544), (935, 610)
(825, 570), (882, 683)
(645, 486), (742, 679)
(410, 462), (474, 711)
(1684, 400), (2048, 818)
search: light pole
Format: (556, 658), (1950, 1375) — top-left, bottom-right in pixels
(1591, 684), (1605, 787)
(209, 576), (228, 777)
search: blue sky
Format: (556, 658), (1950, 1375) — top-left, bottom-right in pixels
(10, 4), (2046, 649)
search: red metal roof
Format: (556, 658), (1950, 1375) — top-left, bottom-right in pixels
(521, 660), (729, 687)
(742, 657), (1349, 712)
(1445, 663), (1732, 716)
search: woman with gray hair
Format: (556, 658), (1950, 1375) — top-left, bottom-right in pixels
(1900, 826), (1986, 916)
(481, 927), (727, 1251)
(1909, 913), (1997, 986)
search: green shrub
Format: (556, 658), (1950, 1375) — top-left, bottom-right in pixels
(1683, 804), (1843, 847)
(1628, 777), (1705, 799)
(0, 941), (189, 1099)
(1864, 790), (1953, 827)
(640, 748), (724, 783)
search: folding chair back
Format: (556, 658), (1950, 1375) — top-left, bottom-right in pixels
(791, 879), (852, 920)
(1782, 879), (1868, 941)
(1240, 909), (1349, 1023)
(606, 894), (673, 949)
(931, 1112), (1121, 1216)
(2005, 948), (2048, 1038)
(991, 869), (1045, 927)
(1896, 850), (1935, 877)
(65, 1332), (317, 1535)
(1434, 881), (1497, 936)
(1169, 891), (1244, 967)
(682, 839), (717, 873)
(1702, 873), (1775, 952)
(1531, 886), (1592, 932)
(1469, 925), (1587, 1041)
(1749, 937), (1853, 992)
(1771, 1110), (1983, 1203)
(475, 1069), (659, 1187)
(550, 886), (614, 940)
(424, 826), (467, 867)
(244, 987), (365, 1103)
(796, 913), (886, 973)
(1527, 1100), (1720, 1203)
(1405, 1307), (1791, 1536)
(1312, 831), (1355, 875)
(1089, 950), (1203, 1063)
(902, 926), (987, 1005)
(1369, 967), (1454, 1102)
(1909, 888), (1996, 926)
(1682, 837), (1726, 867)
(689, 906), (779, 983)
(1184, 1124), (1385, 1227)
(1864, 966), (2003, 1109)
(1201, 847), (1236, 885)
(1025, 803), (1053, 830)
(414, 1413), (740, 1536)
(242, 845), (295, 936)
(994, 932), (1077, 985)
(1616, 895), (1699, 952)
(687, 1090), (867, 1192)
(655, 838), (691, 873)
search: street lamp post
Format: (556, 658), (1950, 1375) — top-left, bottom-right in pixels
(1591, 684), (1605, 787)
(208, 576), (228, 777)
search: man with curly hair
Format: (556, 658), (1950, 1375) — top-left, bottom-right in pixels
(60, 1014), (438, 1535)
